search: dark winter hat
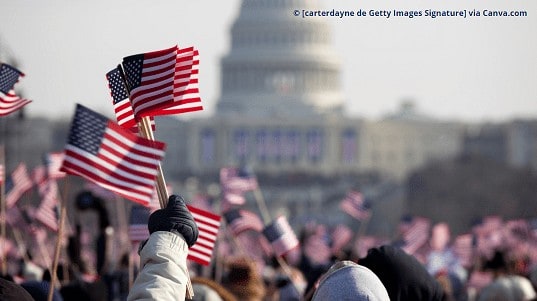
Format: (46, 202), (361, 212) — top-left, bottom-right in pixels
(0, 278), (34, 301)
(359, 244), (446, 301)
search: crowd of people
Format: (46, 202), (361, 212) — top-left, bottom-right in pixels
(2, 194), (537, 301)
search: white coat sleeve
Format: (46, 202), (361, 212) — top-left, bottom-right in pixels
(127, 231), (190, 301)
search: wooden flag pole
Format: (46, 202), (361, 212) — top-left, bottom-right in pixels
(0, 145), (7, 276)
(117, 65), (194, 299)
(251, 186), (301, 295)
(47, 178), (70, 301)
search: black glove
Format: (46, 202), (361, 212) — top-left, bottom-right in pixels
(148, 195), (199, 247)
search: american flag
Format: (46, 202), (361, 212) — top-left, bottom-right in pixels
(158, 46), (203, 116)
(106, 67), (155, 133)
(5, 163), (33, 208)
(224, 208), (264, 236)
(262, 216), (299, 257)
(129, 205), (151, 242)
(339, 190), (371, 221)
(401, 216), (431, 255)
(187, 205), (221, 266)
(45, 151), (67, 179)
(220, 167), (258, 193)
(0, 63), (31, 117)
(121, 45), (177, 118)
(59, 104), (166, 206)
(33, 179), (60, 231)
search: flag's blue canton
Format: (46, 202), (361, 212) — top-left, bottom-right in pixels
(263, 220), (285, 242)
(107, 68), (129, 103)
(130, 205), (150, 224)
(122, 54), (144, 90)
(67, 105), (108, 155)
(224, 209), (241, 224)
(0, 64), (22, 93)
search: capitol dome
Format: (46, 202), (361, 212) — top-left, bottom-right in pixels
(216, 0), (344, 118)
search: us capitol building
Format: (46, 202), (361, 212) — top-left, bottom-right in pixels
(157, 0), (463, 181)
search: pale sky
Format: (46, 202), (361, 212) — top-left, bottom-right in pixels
(1, 0), (536, 123)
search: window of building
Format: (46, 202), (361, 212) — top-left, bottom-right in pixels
(256, 129), (269, 162)
(200, 129), (215, 165)
(342, 129), (357, 164)
(233, 129), (249, 162)
(307, 129), (323, 163)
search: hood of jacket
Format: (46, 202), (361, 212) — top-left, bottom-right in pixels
(312, 261), (390, 301)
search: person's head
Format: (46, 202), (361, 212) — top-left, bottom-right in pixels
(359, 245), (446, 301)
(311, 261), (389, 301)
(191, 276), (237, 301)
(0, 278), (34, 301)
(223, 257), (266, 301)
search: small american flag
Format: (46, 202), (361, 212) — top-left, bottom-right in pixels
(34, 179), (60, 231)
(401, 216), (431, 255)
(45, 152), (67, 179)
(106, 67), (155, 133)
(187, 205), (221, 266)
(121, 45), (177, 118)
(129, 205), (151, 242)
(5, 163), (33, 208)
(224, 208), (264, 236)
(59, 104), (166, 206)
(262, 216), (299, 257)
(339, 190), (371, 221)
(220, 167), (258, 193)
(0, 63), (31, 117)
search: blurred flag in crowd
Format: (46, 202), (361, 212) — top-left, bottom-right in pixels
(129, 205), (151, 242)
(224, 208), (264, 236)
(5, 163), (33, 208)
(400, 216), (431, 255)
(59, 104), (166, 206)
(220, 166), (258, 193)
(339, 190), (371, 221)
(262, 216), (299, 257)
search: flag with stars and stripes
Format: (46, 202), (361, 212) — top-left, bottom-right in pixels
(5, 163), (33, 208)
(120, 45), (203, 119)
(121, 45), (177, 118)
(33, 179), (60, 231)
(262, 216), (299, 257)
(106, 67), (155, 133)
(0, 63), (31, 116)
(59, 104), (166, 206)
(224, 208), (264, 236)
(220, 167), (258, 194)
(339, 190), (371, 221)
(186, 205), (221, 266)
(129, 205), (151, 242)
